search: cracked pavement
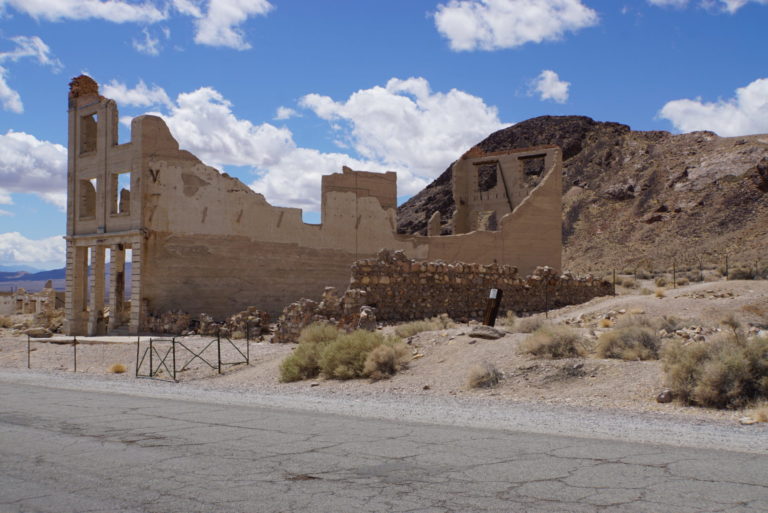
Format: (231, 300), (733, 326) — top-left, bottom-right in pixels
(1, 379), (767, 512)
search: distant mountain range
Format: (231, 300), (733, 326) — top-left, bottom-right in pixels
(0, 268), (66, 283)
(0, 264), (132, 293)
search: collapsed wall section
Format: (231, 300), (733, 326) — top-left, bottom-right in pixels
(348, 250), (613, 321)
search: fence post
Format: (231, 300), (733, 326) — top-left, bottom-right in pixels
(27, 335), (30, 369)
(73, 336), (77, 373)
(612, 269), (616, 295)
(135, 338), (140, 377)
(149, 338), (153, 377)
(172, 338), (177, 382)
(217, 329), (222, 374)
(700, 260), (703, 282)
(725, 255), (729, 280)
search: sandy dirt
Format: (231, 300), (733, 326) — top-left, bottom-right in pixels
(2, 279), (767, 425)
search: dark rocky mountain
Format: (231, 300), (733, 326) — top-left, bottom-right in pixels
(397, 116), (768, 273)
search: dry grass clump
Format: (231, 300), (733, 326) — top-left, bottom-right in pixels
(598, 318), (613, 328)
(655, 277), (668, 287)
(662, 333), (768, 409)
(639, 287), (653, 295)
(394, 314), (455, 338)
(466, 362), (503, 389)
(621, 277), (638, 289)
(657, 315), (682, 333)
(280, 324), (409, 382)
(0, 316), (12, 328)
(497, 311), (517, 329)
(519, 326), (586, 358)
(514, 315), (545, 334)
(596, 326), (661, 360)
(728, 267), (756, 280)
(108, 363), (127, 374)
(363, 343), (411, 381)
(655, 288), (666, 298)
(676, 277), (690, 286)
(615, 314), (654, 329)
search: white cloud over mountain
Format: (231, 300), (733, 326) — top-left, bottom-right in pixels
(434, 0), (598, 51)
(647, 0), (768, 12)
(659, 77), (768, 136)
(0, 36), (61, 114)
(530, 70), (570, 103)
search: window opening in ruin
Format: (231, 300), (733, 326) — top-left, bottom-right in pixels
(110, 171), (131, 215)
(79, 179), (97, 219)
(476, 162), (498, 192)
(80, 113), (97, 154)
(521, 154), (546, 188)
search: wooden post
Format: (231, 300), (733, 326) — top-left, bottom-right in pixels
(483, 289), (503, 327)
(673, 262), (677, 289)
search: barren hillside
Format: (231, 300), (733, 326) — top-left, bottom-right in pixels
(397, 116), (768, 273)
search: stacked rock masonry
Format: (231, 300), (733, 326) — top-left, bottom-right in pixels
(350, 249), (613, 322)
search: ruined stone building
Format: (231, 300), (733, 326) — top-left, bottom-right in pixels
(64, 76), (563, 335)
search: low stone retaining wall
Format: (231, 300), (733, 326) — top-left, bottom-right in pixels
(350, 249), (613, 321)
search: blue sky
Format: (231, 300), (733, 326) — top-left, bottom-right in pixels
(0, 0), (766, 269)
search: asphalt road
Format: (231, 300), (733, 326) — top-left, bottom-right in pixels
(1, 379), (767, 512)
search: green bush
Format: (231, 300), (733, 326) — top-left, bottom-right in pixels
(279, 322), (339, 382)
(519, 326), (586, 358)
(320, 331), (404, 380)
(596, 326), (661, 360)
(662, 334), (768, 408)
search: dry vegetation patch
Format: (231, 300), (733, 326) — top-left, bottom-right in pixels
(519, 326), (586, 358)
(466, 362), (502, 389)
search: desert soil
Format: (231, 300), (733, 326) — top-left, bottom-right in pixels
(2, 279), (767, 425)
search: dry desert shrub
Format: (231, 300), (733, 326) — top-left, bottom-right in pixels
(515, 315), (544, 334)
(621, 277), (638, 289)
(598, 318), (613, 328)
(319, 331), (402, 380)
(662, 334), (768, 409)
(466, 362), (503, 389)
(298, 322), (339, 344)
(639, 287), (653, 295)
(519, 326), (586, 358)
(596, 326), (661, 360)
(657, 315), (682, 333)
(279, 322), (338, 382)
(753, 408), (768, 423)
(394, 314), (455, 338)
(363, 342), (411, 381)
(108, 363), (127, 374)
(615, 314), (654, 329)
(655, 288), (666, 298)
(676, 277), (690, 286)
(728, 267), (756, 280)
(0, 316), (11, 328)
(655, 277), (668, 287)
(497, 311), (517, 329)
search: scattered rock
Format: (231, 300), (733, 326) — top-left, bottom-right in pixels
(739, 417), (758, 425)
(656, 389), (674, 403)
(468, 326), (505, 340)
(24, 327), (52, 338)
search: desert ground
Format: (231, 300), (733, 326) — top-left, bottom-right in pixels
(2, 278), (767, 425)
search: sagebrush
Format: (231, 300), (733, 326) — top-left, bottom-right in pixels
(394, 314), (455, 338)
(596, 326), (660, 360)
(519, 326), (586, 358)
(662, 334), (768, 409)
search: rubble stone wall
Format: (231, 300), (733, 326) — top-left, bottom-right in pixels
(349, 249), (613, 321)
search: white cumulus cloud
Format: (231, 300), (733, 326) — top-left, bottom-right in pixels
(0, 232), (65, 269)
(299, 77), (507, 182)
(434, 0), (599, 51)
(179, 0), (274, 50)
(102, 79), (172, 108)
(648, 0), (768, 12)
(0, 131), (68, 209)
(0, 0), (166, 23)
(274, 106), (299, 120)
(0, 36), (61, 114)
(530, 69), (570, 103)
(659, 78), (768, 136)
(132, 27), (161, 55)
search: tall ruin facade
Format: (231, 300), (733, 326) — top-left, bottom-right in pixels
(64, 76), (563, 335)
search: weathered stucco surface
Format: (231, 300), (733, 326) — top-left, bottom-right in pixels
(64, 76), (563, 335)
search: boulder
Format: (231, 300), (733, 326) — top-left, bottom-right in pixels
(468, 326), (505, 340)
(24, 327), (52, 338)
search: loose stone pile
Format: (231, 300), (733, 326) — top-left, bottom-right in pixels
(144, 307), (270, 338)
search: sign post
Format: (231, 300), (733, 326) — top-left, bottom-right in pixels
(483, 288), (503, 327)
